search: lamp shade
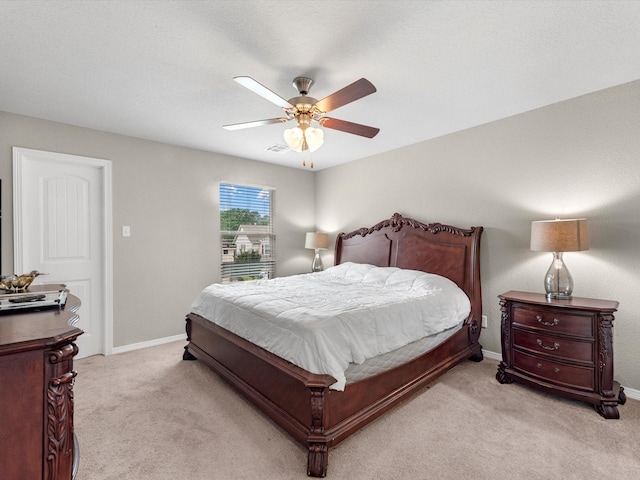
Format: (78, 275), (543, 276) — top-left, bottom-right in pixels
(283, 127), (305, 152)
(304, 127), (324, 152)
(305, 232), (329, 250)
(530, 219), (589, 252)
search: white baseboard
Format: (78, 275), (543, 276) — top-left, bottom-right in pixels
(624, 387), (640, 401)
(482, 349), (502, 362)
(482, 348), (640, 401)
(111, 333), (186, 355)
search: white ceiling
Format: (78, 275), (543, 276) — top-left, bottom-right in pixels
(1, 1), (639, 170)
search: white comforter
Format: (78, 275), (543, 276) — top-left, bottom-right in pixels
(190, 262), (470, 390)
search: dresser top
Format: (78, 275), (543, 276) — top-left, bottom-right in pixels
(0, 284), (82, 354)
(499, 290), (619, 312)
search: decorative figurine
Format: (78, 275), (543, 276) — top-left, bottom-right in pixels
(0, 271), (47, 291)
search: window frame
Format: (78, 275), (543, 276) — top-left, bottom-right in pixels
(219, 181), (276, 283)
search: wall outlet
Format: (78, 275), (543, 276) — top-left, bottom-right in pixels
(482, 315), (487, 328)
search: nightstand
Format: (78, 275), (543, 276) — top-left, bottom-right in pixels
(496, 290), (625, 419)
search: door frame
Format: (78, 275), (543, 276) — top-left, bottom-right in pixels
(12, 147), (114, 355)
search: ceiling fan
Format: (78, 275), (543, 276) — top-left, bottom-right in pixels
(223, 76), (380, 163)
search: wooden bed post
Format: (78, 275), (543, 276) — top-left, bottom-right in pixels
(467, 317), (483, 361)
(307, 442), (328, 477)
(307, 387), (329, 477)
(183, 315), (197, 361)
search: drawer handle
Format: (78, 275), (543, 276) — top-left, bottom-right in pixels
(537, 339), (560, 351)
(536, 363), (560, 374)
(536, 315), (559, 327)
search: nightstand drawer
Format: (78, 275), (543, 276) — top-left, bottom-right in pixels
(513, 330), (594, 363)
(513, 350), (594, 391)
(512, 306), (593, 337)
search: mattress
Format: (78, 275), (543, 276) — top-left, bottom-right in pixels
(190, 262), (471, 390)
(344, 322), (463, 383)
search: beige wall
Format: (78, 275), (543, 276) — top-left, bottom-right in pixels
(315, 80), (640, 391)
(0, 112), (316, 347)
(2, 80), (639, 391)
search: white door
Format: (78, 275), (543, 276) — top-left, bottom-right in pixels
(13, 147), (113, 358)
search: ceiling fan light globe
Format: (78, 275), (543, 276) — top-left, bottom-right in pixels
(305, 127), (324, 152)
(284, 127), (305, 152)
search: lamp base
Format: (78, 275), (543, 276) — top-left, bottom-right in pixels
(311, 250), (324, 272)
(543, 252), (574, 299)
(545, 292), (572, 300)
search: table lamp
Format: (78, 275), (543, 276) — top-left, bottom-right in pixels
(530, 218), (589, 299)
(305, 232), (329, 272)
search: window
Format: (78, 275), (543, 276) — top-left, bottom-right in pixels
(219, 182), (275, 282)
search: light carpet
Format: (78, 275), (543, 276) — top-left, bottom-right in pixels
(74, 341), (640, 479)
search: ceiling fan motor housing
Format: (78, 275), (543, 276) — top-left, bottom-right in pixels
(293, 77), (313, 95)
(288, 77), (320, 118)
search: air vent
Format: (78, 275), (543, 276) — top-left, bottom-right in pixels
(266, 144), (289, 153)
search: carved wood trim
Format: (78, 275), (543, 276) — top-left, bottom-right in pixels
(597, 313), (615, 397)
(499, 298), (510, 362)
(307, 442), (329, 477)
(185, 315), (192, 341)
(307, 387), (329, 476)
(495, 298), (514, 384)
(46, 370), (76, 480)
(340, 212), (477, 240)
(467, 317), (481, 344)
(309, 387), (325, 435)
(49, 343), (78, 364)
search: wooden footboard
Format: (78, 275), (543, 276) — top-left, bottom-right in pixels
(185, 312), (482, 477)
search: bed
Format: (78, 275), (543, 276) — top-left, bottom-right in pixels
(183, 213), (483, 477)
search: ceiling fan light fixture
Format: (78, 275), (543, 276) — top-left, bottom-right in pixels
(305, 127), (324, 152)
(283, 126), (305, 152)
(283, 125), (324, 152)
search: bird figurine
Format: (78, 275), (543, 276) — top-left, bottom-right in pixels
(0, 270), (47, 291)
(0, 275), (16, 290)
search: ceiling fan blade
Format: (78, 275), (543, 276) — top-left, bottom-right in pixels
(233, 76), (293, 109)
(223, 117), (289, 130)
(319, 117), (380, 138)
(314, 78), (377, 113)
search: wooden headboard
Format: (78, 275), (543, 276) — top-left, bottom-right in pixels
(334, 213), (483, 325)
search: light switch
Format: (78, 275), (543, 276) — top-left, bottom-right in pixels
(122, 226), (131, 237)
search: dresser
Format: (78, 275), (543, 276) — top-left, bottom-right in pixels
(496, 290), (625, 419)
(0, 285), (83, 480)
